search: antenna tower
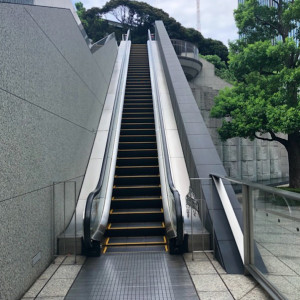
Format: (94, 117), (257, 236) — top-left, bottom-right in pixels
(196, 0), (200, 32)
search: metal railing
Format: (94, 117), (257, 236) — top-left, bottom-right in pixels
(211, 174), (300, 300)
(148, 30), (184, 251)
(170, 39), (199, 60)
(83, 30), (131, 251)
(90, 32), (116, 53)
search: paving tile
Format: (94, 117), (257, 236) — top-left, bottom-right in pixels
(39, 279), (74, 297)
(192, 274), (228, 292)
(53, 256), (66, 265)
(52, 265), (81, 279)
(183, 252), (209, 262)
(197, 291), (234, 300)
(240, 287), (273, 300)
(63, 255), (86, 265)
(36, 297), (65, 300)
(185, 261), (217, 275)
(39, 264), (60, 280)
(209, 258), (226, 274)
(221, 274), (256, 299)
(23, 279), (47, 298)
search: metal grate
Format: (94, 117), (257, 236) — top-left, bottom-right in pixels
(66, 253), (199, 300)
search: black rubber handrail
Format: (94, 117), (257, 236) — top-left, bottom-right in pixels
(83, 30), (131, 249)
(148, 31), (184, 248)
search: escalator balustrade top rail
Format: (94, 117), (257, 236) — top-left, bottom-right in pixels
(147, 30), (184, 249)
(83, 30), (131, 250)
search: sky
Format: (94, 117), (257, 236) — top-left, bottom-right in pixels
(72, 0), (239, 46)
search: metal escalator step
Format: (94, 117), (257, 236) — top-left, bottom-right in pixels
(112, 184), (161, 197)
(117, 149), (157, 157)
(105, 222), (166, 237)
(103, 245), (167, 253)
(119, 135), (156, 143)
(118, 142), (157, 149)
(111, 196), (162, 209)
(114, 174), (160, 185)
(105, 235), (165, 245)
(109, 208), (164, 222)
(116, 157), (158, 166)
(115, 165), (159, 176)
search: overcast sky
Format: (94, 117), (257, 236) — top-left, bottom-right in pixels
(72, 0), (238, 46)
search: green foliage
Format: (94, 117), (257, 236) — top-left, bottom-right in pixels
(201, 54), (236, 83)
(211, 0), (300, 187)
(75, 0), (228, 61)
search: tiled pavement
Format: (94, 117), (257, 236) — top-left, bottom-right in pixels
(21, 252), (271, 300)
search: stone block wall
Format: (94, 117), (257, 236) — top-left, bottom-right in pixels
(0, 3), (118, 300)
(190, 59), (289, 182)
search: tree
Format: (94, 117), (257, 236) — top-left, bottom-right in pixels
(211, 0), (300, 188)
(76, 0), (229, 60)
(201, 54), (236, 83)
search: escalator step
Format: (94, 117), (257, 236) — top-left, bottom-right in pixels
(112, 185), (161, 197)
(115, 165), (159, 176)
(114, 174), (160, 185)
(116, 157), (158, 166)
(103, 245), (167, 253)
(111, 196), (162, 209)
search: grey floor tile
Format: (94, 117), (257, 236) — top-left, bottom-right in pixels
(192, 274), (228, 292)
(23, 279), (47, 298)
(197, 291), (234, 300)
(220, 274), (256, 299)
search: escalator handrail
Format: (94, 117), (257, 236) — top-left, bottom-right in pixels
(147, 30), (184, 247)
(83, 30), (131, 249)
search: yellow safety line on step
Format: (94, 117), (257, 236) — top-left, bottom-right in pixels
(162, 222), (165, 228)
(108, 241), (165, 246)
(111, 211), (162, 215)
(161, 208), (164, 213)
(110, 209), (113, 214)
(103, 246), (108, 254)
(109, 225), (163, 230)
(108, 223), (112, 229)
(105, 237), (110, 245)
(114, 185), (160, 189)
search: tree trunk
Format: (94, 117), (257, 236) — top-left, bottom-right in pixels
(287, 134), (300, 189)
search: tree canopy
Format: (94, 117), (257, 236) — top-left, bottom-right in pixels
(211, 0), (300, 188)
(75, 0), (229, 61)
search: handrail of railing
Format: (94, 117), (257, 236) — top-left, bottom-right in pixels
(148, 30), (184, 248)
(90, 32), (116, 53)
(210, 173), (300, 201)
(170, 39), (199, 60)
(210, 173), (300, 300)
(83, 30), (131, 250)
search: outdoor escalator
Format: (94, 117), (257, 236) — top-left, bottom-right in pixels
(103, 44), (168, 253)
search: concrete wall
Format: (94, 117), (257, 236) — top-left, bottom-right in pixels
(155, 21), (244, 274)
(0, 3), (118, 300)
(190, 58), (289, 182)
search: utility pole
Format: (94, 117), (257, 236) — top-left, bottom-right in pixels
(196, 0), (200, 32)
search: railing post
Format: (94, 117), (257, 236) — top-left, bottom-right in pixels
(243, 184), (251, 274)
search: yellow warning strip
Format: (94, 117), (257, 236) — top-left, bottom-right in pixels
(111, 197), (161, 201)
(108, 225), (163, 230)
(117, 157), (157, 159)
(111, 211), (163, 215)
(103, 246), (108, 254)
(162, 222), (165, 228)
(114, 185), (160, 189)
(114, 175), (159, 178)
(108, 223), (112, 229)
(116, 165), (158, 168)
(105, 237), (110, 245)
(163, 237), (168, 252)
(108, 241), (165, 246)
